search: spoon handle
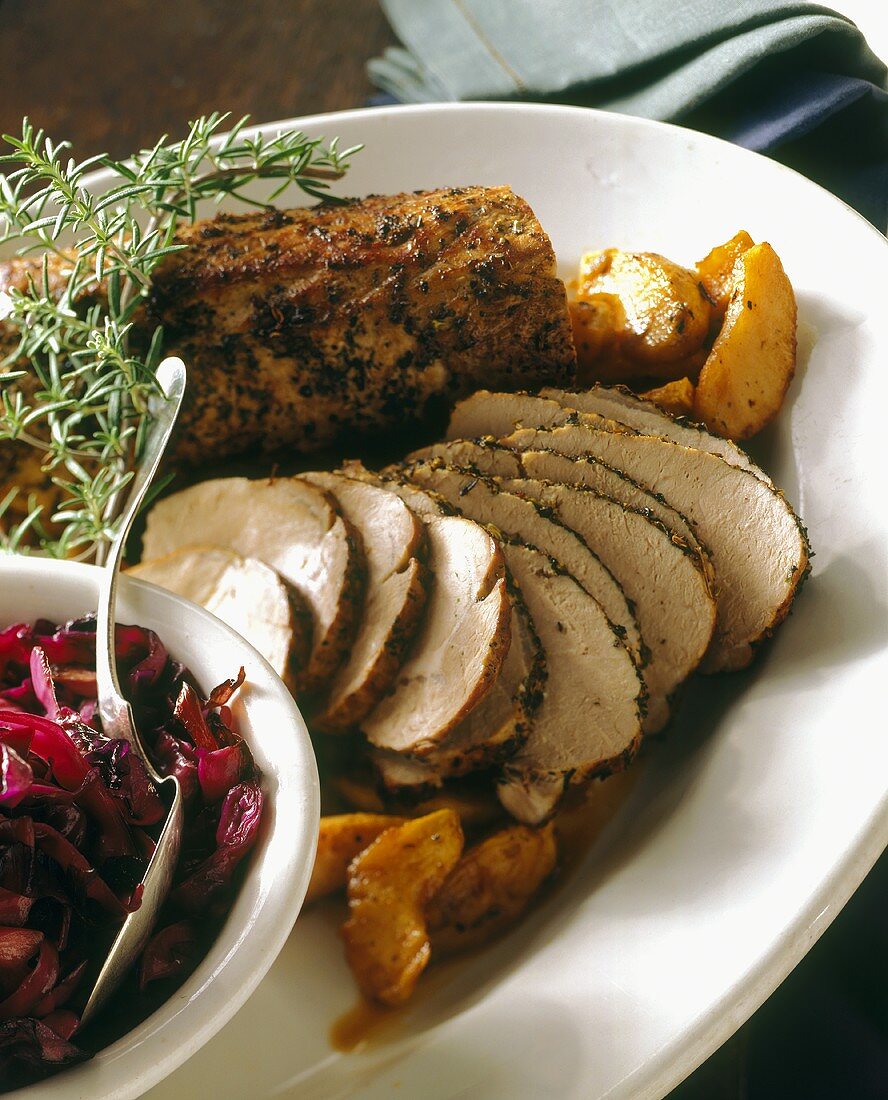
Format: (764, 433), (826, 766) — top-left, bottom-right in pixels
(95, 357), (187, 752)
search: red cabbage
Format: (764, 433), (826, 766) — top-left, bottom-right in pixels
(138, 920), (198, 988)
(197, 743), (249, 804)
(39, 1008), (78, 1041)
(173, 683), (217, 750)
(172, 781), (263, 914)
(205, 668), (246, 710)
(0, 888), (33, 927)
(0, 714), (35, 758)
(30, 961), (87, 1019)
(0, 617), (263, 1089)
(0, 746), (33, 808)
(0, 938), (59, 1019)
(125, 629), (168, 698)
(0, 928), (44, 995)
(0, 1016), (86, 1089)
(29, 648), (59, 719)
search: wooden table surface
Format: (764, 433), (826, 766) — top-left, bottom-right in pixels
(0, 0), (395, 159)
(0, 4), (883, 1098)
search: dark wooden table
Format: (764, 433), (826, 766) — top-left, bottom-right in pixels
(0, 0), (395, 159)
(0, 3), (884, 1097)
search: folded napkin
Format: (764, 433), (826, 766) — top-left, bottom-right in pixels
(369, 0), (888, 228)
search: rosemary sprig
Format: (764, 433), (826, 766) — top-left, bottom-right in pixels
(0, 111), (360, 560)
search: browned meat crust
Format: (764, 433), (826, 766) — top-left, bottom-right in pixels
(148, 186), (575, 464)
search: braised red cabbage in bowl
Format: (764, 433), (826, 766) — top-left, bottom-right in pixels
(0, 616), (264, 1091)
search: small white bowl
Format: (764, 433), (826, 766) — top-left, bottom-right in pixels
(0, 556), (320, 1100)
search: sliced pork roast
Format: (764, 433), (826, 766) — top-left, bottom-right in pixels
(141, 476), (364, 692)
(300, 472), (427, 731)
(344, 467), (542, 776)
(401, 462), (645, 667)
(541, 385), (769, 481)
(360, 514), (511, 755)
(372, 591), (545, 793)
(433, 411), (709, 566)
(447, 389), (578, 441)
(508, 476), (715, 730)
(395, 462), (645, 822)
(459, 391), (809, 671)
(129, 545), (304, 682)
(495, 543), (644, 823)
(405, 439), (716, 732)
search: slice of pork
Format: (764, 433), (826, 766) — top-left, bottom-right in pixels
(129, 545), (301, 682)
(501, 474), (716, 732)
(372, 590), (545, 792)
(541, 385), (768, 481)
(496, 542), (644, 823)
(340, 460), (446, 519)
(402, 462), (645, 667)
(418, 424), (709, 570)
(142, 476), (364, 692)
(411, 440), (715, 731)
(447, 389), (577, 441)
(301, 472), (428, 731)
(496, 415), (809, 671)
(358, 466), (548, 784)
(361, 514), (511, 754)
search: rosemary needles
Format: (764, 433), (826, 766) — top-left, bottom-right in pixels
(0, 111), (360, 560)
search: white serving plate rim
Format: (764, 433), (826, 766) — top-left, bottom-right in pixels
(236, 103), (888, 1100)
(4, 102), (887, 1099)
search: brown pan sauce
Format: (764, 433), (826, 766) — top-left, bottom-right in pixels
(329, 766), (640, 1052)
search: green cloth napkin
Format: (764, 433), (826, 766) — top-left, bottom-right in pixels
(368, 0), (886, 120)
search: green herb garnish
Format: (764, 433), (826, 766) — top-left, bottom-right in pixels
(0, 112), (360, 560)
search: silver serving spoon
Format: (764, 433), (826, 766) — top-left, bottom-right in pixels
(80, 356), (187, 1027)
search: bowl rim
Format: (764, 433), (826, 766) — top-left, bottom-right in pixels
(0, 555), (320, 1099)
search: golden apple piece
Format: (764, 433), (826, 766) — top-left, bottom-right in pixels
(343, 809), (463, 1006)
(568, 294), (624, 381)
(576, 248), (712, 380)
(428, 823), (557, 956)
(639, 377), (696, 418)
(696, 230), (755, 319)
(694, 243), (797, 441)
(306, 813), (407, 904)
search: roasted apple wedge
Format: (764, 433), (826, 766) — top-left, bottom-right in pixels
(343, 809), (464, 1006)
(306, 813), (407, 904)
(428, 823), (557, 956)
(695, 230), (755, 321)
(693, 242), (797, 441)
(638, 377), (696, 418)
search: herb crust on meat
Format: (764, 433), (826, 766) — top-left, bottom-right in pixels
(149, 186), (576, 463)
